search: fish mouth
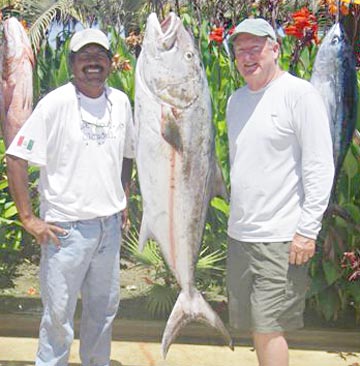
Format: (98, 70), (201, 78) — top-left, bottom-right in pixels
(160, 13), (180, 50)
(147, 12), (181, 50)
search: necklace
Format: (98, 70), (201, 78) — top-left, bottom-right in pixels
(75, 87), (113, 128)
(75, 86), (114, 145)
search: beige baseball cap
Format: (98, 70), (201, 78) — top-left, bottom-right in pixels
(228, 18), (276, 44)
(69, 28), (110, 52)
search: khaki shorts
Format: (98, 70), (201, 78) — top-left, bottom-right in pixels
(227, 237), (309, 333)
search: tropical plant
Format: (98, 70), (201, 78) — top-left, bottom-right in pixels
(0, 138), (40, 288)
(123, 228), (226, 318)
(0, 0), (148, 51)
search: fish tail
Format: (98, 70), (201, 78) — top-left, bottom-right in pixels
(161, 289), (234, 358)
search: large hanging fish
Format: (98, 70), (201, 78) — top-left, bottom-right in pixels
(310, 22), (358, 185)
(1, 17), (34, 147)
(0, 17), (5, 127)
(135, 12), (233, 358)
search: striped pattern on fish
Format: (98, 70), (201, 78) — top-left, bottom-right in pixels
(135, 12), (233, 358)
(310, 22), (358, 186)
(1, 17), (34, 147)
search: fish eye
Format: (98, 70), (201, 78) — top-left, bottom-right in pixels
(331, 35), (341, 46)
(184, 51), (193, 61)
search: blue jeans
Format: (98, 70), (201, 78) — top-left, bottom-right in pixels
(36, 213), (121, 366)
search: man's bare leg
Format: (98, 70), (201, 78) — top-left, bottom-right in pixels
(253, 331), (289, 366)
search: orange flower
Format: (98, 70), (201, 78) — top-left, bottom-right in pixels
(209, 27), (225, 44)
(111, 54), (132, 72)
(326, 0), (356, 15)
(19, 19), (29, 31)
(284, 7), (319, 45)
(125, 32), (143, 48)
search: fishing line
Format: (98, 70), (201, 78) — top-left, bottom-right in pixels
(336, 0), (340, 23)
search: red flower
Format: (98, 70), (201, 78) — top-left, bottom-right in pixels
(285, 25), (303, 39)
(228, 25), (236, 36)
(284, 7), (319, 45)
(341, 251), (360, 282)
(209, 27), (225, 44)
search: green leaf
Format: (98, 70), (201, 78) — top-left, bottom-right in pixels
(0, 179), (8, 191)
(317, 287), (341, 321)
(146, 284), (178, 318)
(123, 230), (163, 267)
(0, 217), (22, 226)
(322, 260), (342, 286)
(343, 150), (358, 179)
(344, 282), (360, 304)
(307, 271), (328, 298)
(341, 203), (360, 223)
(196, 247), (225, 271)
(4, 204), (18, 219)
(211, 197), (229, 215)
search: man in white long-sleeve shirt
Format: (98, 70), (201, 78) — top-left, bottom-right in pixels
(226, 18), (334, 366)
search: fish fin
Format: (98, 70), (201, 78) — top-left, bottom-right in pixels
(138, 215), (151, 252)
(161, 105), (183, 153)
(161, 289), (234, 358)
(211, 162), (228, 201)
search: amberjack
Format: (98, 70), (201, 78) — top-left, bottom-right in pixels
(135, 12), (233, 358)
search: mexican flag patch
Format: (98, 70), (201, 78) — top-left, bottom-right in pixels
(17, 136), (34, 151)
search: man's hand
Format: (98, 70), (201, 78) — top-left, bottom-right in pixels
(22, 215), (67, 247)
(289, 233), (315, 265)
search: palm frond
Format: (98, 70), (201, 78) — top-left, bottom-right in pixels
(197, 247), (226, 272)
(123, 229), (163, 267)
(146, 283), (178, 318)
(28, 0), (75, 52)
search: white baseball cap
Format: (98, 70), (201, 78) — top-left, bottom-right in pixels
(228, 18), (277, 44)
(69, 28), (110, 52)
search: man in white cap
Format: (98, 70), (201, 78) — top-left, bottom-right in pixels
(6, 28), (136, 365)
(226, 18), (334, 366)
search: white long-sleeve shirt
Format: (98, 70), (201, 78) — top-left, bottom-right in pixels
(226, 72), (334, 242)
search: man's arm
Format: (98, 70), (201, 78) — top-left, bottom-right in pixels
(290, 88), (335, 266)
(120, 157), (133, 232)
(6, 154), (65, 245)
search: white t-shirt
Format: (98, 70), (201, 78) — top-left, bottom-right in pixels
(7, 82), (136, 222)
(226, 72), (334, 242)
